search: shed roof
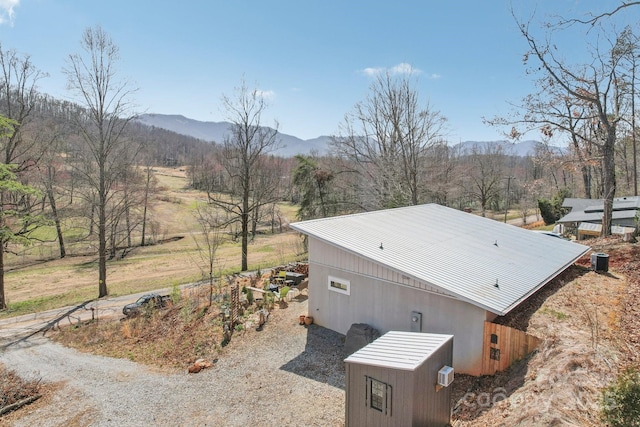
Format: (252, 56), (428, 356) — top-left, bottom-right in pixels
(558, 209), (639, 224)
(290, 204), (590, 315)
(559, 196), (640, 224)
(344, 331), (453, 371)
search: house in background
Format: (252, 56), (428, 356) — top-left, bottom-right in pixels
(290, 204), (590, 375)
(558, 196), (639, 240)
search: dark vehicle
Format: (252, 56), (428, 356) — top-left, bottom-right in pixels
(122, 293), (171, 317)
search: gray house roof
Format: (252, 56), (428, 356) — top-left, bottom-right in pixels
(344, 331), (453, 371)
(559, 196), (640, 224)
(290, 204), (590, 316)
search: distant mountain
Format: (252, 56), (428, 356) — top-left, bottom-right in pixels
(455, 140), (560, 157)
(136, 114), (554, 158)
(136, 114), (331, 157)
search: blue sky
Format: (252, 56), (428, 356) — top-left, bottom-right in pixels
(0, 0), (636, 142)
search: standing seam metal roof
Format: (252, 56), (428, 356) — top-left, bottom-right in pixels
(344, 331), (453, 370)
(290, 204), (590, 315)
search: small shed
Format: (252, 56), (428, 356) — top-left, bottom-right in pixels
(344, 331), (454, 427)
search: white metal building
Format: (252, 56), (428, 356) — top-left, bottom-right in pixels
(291, 204), (590, 375)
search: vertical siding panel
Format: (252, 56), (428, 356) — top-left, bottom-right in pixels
(481, 322), (542, 375)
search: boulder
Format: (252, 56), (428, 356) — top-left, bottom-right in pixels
(344, 323), (381, 356)
(188, 358), (214, 374)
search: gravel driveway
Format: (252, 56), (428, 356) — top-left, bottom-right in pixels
(0, 298), (346, 426)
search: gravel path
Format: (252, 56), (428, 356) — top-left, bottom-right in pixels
(0, 299), (346, 426)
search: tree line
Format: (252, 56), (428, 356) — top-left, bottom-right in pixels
(1, 3), (639, 309)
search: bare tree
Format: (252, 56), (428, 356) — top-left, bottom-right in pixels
(35, 122), (68, 258)
(461, 143), (506, 217)
(139, 160), (158, 247)
(192, 203), (225, 306)
(207, 79), (280, 271)
(0, 44), (48, 171)
(503, 12), (631, 235)
(332, 72), (447, 210)
(0, 116), (47, 310)
(559, 2), (640, 26)
(64, 26), (139, 298)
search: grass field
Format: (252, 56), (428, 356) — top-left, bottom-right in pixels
(0, 167), (305, 318)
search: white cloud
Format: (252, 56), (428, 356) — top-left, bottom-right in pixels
(428, 73), (442, 79)
(362, 67), (384, 76)
(0, 0), (19, 26)
(389, 62), (422, 75)
(361, 62), (426, 77)
(255, 89), (275, 99)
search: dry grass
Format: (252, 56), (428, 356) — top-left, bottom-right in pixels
(0, 364), (42, 415)
(452, 239), (639, 426)
(51, 274), (281, 371)
(0, 166), (304, 317)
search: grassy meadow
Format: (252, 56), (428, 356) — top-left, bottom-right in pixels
(1, 167), (305, 318)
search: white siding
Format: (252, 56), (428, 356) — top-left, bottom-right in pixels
(309, 239), (449, 297)
(308, 239), (487, 375)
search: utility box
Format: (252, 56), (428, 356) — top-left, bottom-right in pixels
(344, 331), (454, 427)
(591, 252), (609, 272)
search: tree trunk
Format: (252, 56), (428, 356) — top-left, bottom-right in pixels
(241, 179), (249, 271)
(0, 242), (5, 310)
(98, 176), (108, 298)
(47, 187), (66, 258)
(601, 133), (617, 236)
(141, 201), (148, 246)
(125, 203), (131, 249)
(141, 167), (151, 246)
(251, 204), (258, 241)
(581, 164), (592, 199)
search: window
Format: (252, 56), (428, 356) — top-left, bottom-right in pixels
(491, 333), (498, 345)
(370, 379), (385, 411)
(328, 275), (350, 295)
(366, 376), (391, 415)
(490, 347), (501, 361)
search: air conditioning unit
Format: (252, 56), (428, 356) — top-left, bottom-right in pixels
(438, 366), (454, 387)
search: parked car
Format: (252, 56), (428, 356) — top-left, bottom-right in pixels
(122, 293), (171, 317)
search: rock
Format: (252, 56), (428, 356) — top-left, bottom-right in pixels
(344, 323), (381, 356)
(188, 358), (214, 374)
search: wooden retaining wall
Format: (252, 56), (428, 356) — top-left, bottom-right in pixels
(481, 321), (541, 375)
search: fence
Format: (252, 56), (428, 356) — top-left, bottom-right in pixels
(481, 321), (541, 375)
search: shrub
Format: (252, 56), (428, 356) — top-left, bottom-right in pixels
(246, 288), (254, 305)
(170, 283), (182, 304)
(538, 198), (557, 225)
(538, 189), (570, 225)
(601, 368), (640, 427)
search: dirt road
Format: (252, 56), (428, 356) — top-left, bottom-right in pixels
(0, 282), (206, 348)
(0, 297), (346, 426)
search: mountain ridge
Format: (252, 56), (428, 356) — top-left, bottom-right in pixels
(136, 113), (330, 157)
(136, 113), (551, 157)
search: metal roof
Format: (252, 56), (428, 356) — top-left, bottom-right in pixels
(344, 331), (453, 371)
(290, 204), (590, 315)
(562, 197), (604, 211)
(558, 209), (638, 224)
(559, 196), (640, 223)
